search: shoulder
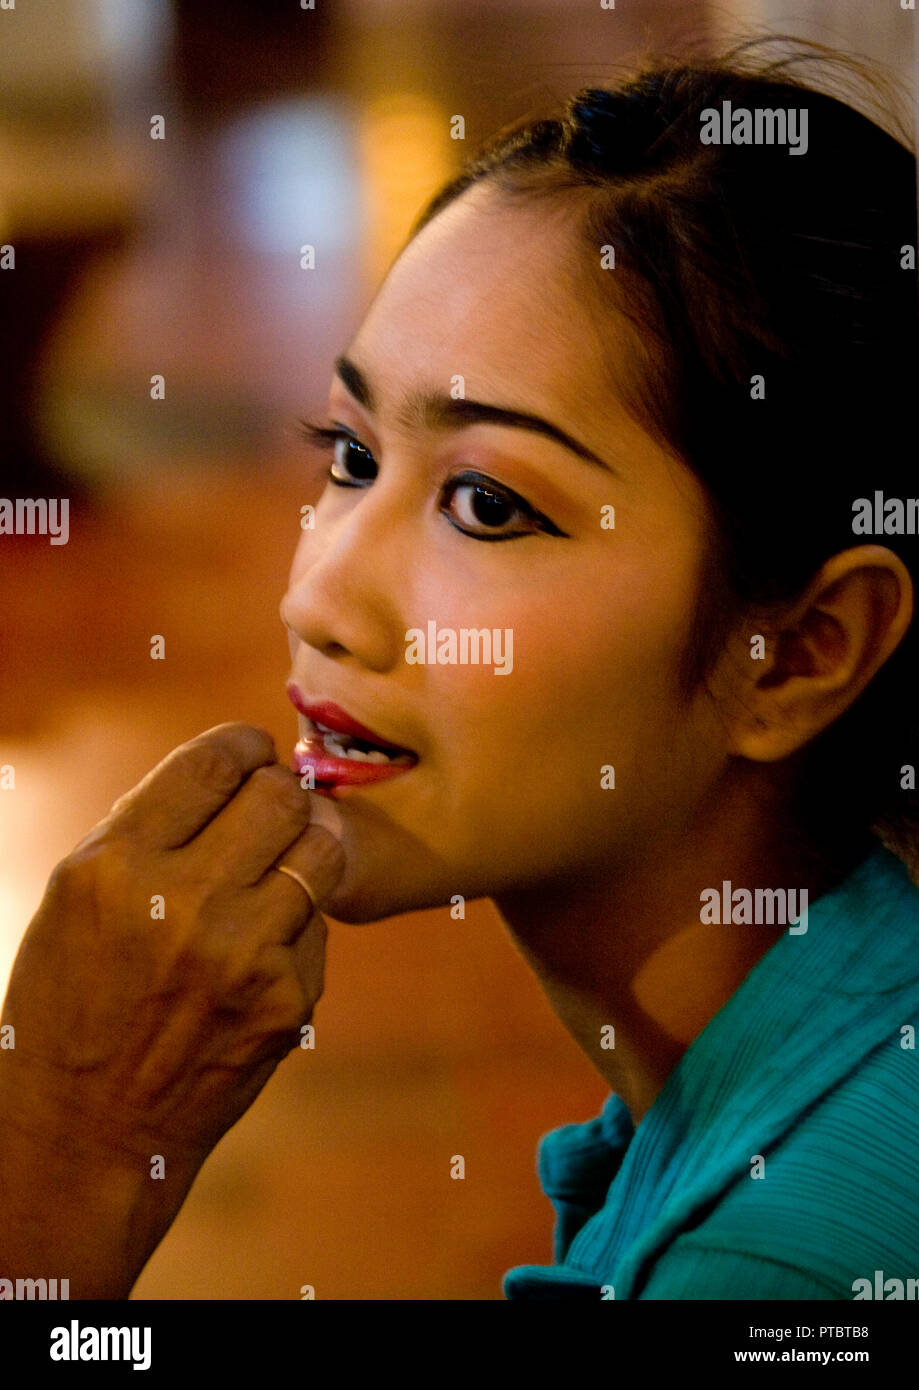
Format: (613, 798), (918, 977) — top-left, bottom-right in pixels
(638, 1034), (919, 1300)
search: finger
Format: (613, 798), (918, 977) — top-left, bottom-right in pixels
(187, 763), (314, 885)
(289, 908), (328, 1011)
(273, 824), (345, 913)
(245, 825), (345, 946)
(104, 723), (278, 850)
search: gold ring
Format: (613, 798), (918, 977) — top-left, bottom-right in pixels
(275, 864), (319, 912)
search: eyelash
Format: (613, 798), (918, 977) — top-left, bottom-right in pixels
(297, 419), (567, 542)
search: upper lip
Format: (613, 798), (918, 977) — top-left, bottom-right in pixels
(286, 684), (416, 756)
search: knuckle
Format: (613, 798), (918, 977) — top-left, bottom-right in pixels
(45, 838), (151, 934)
(202, 722), (275, 765)
(260, 976), (309, 1034)
(45, 854), (86, 901)
(48, 834), (118, 896)
(183, 738), (245, 797)
(226, 941), (280, 993)
(249, 763), (310, 813)
(107, 789), (134, 820)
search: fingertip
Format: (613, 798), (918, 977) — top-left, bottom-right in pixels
(248, 724), (278, 760)
(208, 721), (277, 764)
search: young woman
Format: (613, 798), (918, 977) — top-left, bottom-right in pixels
(2, 45), (918, 1301)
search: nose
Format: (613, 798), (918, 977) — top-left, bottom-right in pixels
(280, 480), (412, 674)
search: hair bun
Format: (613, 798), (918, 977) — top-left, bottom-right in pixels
(567, 82), (672, 173)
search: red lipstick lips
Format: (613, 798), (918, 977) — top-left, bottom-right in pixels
(286, 683), (417, 792)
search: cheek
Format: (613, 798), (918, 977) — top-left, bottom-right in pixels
(424, 556), (700, 841)
(428, 543), (696, 728)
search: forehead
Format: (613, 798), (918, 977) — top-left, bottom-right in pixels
(341, 182), (633, 431)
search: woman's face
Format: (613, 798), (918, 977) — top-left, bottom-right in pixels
(282, 183), (731, 923)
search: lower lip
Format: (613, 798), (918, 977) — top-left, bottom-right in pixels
(291, 737), (417, 792)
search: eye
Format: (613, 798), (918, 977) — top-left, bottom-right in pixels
(296, 419), (567, 540)
(440, 471), (566, 541)
(298, 419), (378, 485)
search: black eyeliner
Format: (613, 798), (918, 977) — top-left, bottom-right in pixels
(444, 470), (568, 537)
(295, 420), (569, 537)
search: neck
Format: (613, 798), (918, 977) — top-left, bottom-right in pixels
(492, 794), (869, 1127)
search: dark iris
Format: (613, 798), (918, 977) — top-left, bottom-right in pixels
(472, 485), (512, 526)
(345, 438), (377, 480)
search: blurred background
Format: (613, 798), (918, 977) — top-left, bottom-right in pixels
(0, 0), (914, 1299)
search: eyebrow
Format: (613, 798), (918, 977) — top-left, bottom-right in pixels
(333, 354), (617, 474)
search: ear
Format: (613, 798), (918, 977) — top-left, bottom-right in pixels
(718, 546), (914, 762)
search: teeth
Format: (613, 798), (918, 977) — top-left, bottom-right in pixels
(306, 716), (411, 763)
(320, 730), (394, 763)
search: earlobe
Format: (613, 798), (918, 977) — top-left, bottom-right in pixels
(722, 546), (914, 764)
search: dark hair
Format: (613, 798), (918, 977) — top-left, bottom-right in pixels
(406, 40), (919, 869)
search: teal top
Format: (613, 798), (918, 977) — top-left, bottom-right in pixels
(503, 840), (919, 1299)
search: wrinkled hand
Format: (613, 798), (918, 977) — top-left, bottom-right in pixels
(0, 722), (344, 1172)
